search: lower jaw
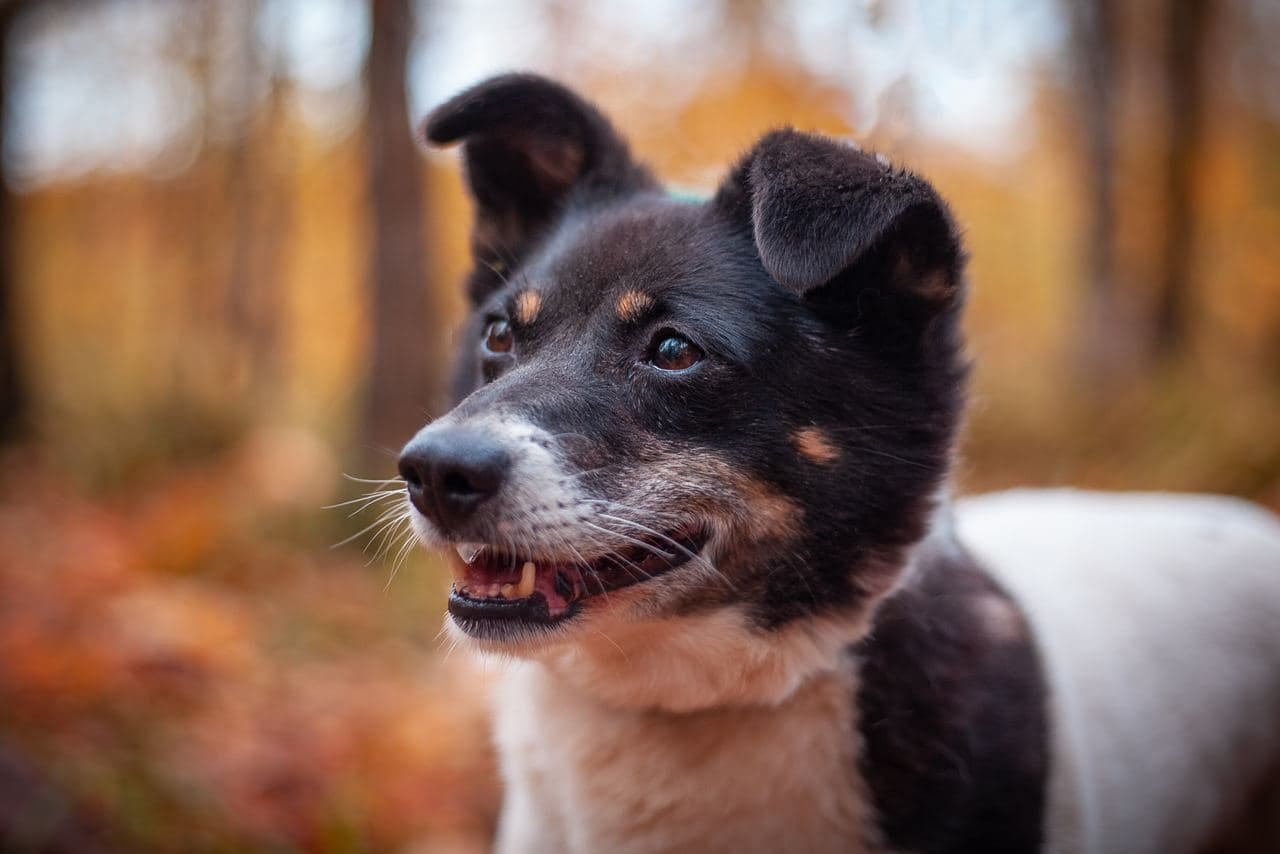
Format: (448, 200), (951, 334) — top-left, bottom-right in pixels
(447, 589), (573, 628)
(446, 593), (583, 643)
(445, 526), (708, 636)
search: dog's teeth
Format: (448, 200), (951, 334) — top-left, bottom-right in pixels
(500, 583), (517, 599)
(454, 542), (484, 564)
(517, 561), (537, 598)
(489, 583), (501, 598)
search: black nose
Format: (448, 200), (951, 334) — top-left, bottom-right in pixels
(398, 427), (510, 531)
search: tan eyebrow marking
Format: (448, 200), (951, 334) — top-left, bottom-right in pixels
(514, 289), (542, 325)
(792, 427), (840, 465)
(616, 290), (655, 323)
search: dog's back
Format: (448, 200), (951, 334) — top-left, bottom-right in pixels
(959, 490), (1280, 853)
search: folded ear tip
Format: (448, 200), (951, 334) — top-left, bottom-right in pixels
(420, 72), (580, 146)
(420, 113), (454, 145)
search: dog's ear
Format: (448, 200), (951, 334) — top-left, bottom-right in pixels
(714, 129), (962, 317)
(424, 73), (656, 303)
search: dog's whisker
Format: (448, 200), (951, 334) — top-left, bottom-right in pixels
(341, 473), (403, 485)
(590, 509), (731, 587)
(579, 520), (676, 560)
(323, 489), (398, 510)
(383, 525), (420, 590)
(328, 490), (405, 516)
(364, 508), (414, 560)
(591, 628), (630, 663)
(331, 504), (408, 550)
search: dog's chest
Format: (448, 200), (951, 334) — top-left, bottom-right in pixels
(493, 663), (881, 854)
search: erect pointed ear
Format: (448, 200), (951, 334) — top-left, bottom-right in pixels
(424, 73), (657, 302)
(713, 129), (963, 311)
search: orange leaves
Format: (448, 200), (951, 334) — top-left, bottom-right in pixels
(0, 448), (498, 851)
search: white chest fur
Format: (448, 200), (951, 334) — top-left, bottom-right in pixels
(492, 661), (882, 854)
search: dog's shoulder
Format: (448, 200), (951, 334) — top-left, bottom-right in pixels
(853, 524), (1050, 854)
(958, 489), (1280, 854)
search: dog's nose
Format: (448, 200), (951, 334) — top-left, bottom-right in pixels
(398, 427), (510, 530)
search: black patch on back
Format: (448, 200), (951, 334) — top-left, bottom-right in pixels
(854, 530), (1049, 854)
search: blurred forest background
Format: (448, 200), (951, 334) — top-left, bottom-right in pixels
(1, 0), (1279, 851)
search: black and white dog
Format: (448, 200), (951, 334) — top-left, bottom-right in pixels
(397, 74), (1280, 853)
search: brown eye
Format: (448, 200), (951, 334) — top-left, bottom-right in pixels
(484, 319), (513, 353)
(650, 333), (703, 371)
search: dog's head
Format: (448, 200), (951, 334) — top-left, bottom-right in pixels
(400, 75), (967, 698)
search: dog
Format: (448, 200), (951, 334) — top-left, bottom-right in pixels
(397, 74), (1280, 853)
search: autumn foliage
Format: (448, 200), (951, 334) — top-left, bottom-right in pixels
(1, 1), (1279, 851)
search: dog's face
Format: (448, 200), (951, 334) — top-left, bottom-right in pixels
(400, 75), (967, 657)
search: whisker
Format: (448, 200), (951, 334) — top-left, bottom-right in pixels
(589, 507), (731, 588)
(324, 488), (402, 511)
(383, 525), (420, 590)
(580, 520), (676, 559)
(342, 473), (403, 485)
(592, 629), (630, 663)
(363, 515), (411, 562)
(331, 503), (407, 549)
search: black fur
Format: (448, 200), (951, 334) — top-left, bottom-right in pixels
(428, 82), (969, 625)
(417, 73), (1048, 848)
(855, 531), (1048, 853)
(423, 73), (657, 306)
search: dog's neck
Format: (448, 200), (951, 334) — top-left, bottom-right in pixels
(530, 604), (877, 713)
(492, 495), (1048, 852)
(527, 494), (965, 714)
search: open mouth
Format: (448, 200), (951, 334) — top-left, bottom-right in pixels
(446, 523), (709, 632)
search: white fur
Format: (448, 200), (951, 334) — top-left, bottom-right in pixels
(493, 661), (884, 853)
(957, 489), (1280, 854)
(484, 605), (886, 852)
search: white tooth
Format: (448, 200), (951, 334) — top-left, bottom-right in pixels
(454, 542), (485, 563)
(517, 561), (536, 598)
(489, 583), (501, 598)
(500, 583), (517, 599)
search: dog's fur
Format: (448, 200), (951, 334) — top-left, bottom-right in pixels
(398, 74), (1280, 853)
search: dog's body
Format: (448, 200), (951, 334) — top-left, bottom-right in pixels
(490, 492), (1280, 854)
(398, 74), (1280, 853)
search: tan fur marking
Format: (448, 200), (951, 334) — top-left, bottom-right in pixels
(616, 290), (655, 322)
(514, 290), (542, 325)
(794, 426), (840, 464)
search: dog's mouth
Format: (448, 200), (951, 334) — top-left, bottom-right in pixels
(446, 523), (709, 632)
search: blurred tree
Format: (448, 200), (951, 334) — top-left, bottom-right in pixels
(1153, 0), (1213, 359)
(1068, 0), (1128, 383)
(362, 0), (445, 455)
(226, 0), (289, 397)
(0, 0), (28, 443)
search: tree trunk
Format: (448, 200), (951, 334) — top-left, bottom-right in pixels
(226, 0), (289, 398)
(1070, 0), (1127, 384)
(362, 0), (443, 457)
(0, 1), (28, 443)
(1152, 0), (1212, 359)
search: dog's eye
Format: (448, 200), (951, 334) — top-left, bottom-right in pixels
(649, 332), (703, 372)
(484, 319), (513, 353)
